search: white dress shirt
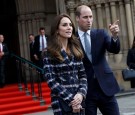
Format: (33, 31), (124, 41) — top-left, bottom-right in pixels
(0, 43), (3, 52)
(78, 28), (92, 62)
(39, 35), (47, 51)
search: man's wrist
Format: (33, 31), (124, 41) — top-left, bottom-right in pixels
(112, 36), (118, 42)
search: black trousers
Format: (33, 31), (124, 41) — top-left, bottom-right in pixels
(0, 60), (6, 84)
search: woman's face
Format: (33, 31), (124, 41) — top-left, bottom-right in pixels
(57, 17), (73, 39)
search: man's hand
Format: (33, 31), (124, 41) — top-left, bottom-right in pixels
(34, 54), (39, 60)
(109, 20), (120, 37)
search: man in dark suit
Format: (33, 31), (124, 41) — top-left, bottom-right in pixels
(75, 5), (120, 115)
(29, 34), (35, 63)
(0, 34), (9, 88)
(33, 27), (48, 68)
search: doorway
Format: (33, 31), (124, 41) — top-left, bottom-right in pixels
(0, 0), (19, 84)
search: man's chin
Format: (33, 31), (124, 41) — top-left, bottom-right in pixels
(88, 27), (91, 30)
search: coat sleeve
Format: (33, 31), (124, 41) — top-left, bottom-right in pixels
(103, 29), (120, 54)
(43, 54), (74, 105)
(77, 61), (87, 99)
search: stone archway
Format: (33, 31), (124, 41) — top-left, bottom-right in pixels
(0, 0), (19, 84)
(0, 0), (19, 55)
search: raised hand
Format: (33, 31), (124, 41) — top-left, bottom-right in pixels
(109, 20), (120, 37)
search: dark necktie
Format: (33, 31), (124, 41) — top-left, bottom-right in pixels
(84, 32), (92, 61)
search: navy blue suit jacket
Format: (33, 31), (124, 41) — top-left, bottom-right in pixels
(77, 29), (120, 96)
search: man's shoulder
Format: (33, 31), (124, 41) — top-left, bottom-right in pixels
(45, 34), (49, 37)
(90, 29), (106, 36)
(2, 43), (7, 47)
(91, 28), (106, 32)
(35, 35), (40, 39)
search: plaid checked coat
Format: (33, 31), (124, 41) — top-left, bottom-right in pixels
(43, 49), (87, 115)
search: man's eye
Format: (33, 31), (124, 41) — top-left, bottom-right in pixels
(83, 17), (88, 19)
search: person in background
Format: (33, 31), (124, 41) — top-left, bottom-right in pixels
(127, 36), (135, 88)
(75, 5), (120, 115)
(42, 14), (87, 115)
(0, 34), (9, 88)
(33, 27), (48, 68)
(29, 34), (35, 63)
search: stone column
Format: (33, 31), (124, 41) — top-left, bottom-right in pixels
(96, 4), (103, 28)
(39, 18), (44, 28)
(18, 21), (23, 57)
(56, 0), (59, 15)
(60, 0), (66, 13)
(105, 3), (111, 32)
(27, 19), (32, 60)
(105, 3), (112, 61)
(32, 18), (38, 35)
(21, 19), (29, 59)
(28, 19), (32, 35)
(119, 1), (128, 54)
(67, 0), (76, 27)
(124, 0), (134, 47)
(56, 0), (66, 14)
(91, 5), (97, 28)
(110, 2), (117, 22)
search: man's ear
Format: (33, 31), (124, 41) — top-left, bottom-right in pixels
(76, 16), (79, 22)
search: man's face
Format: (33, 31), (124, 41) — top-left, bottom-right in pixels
(29, 35), (34, 43)
(40, 29), (45, 36)
(0, 35), (4, 43)
(76, 7), (93, 32)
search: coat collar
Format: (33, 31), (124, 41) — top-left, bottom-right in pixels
(60, 48), (74, 65)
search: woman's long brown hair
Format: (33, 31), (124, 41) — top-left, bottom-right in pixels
(47, 13), (83, 62)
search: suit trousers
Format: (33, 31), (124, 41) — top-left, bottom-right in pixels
(0, 60), (6, 84)
(85, 78), (120, 115)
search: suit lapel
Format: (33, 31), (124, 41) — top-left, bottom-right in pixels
(2, 44), (5, 51)
(90, 29), (97, 64)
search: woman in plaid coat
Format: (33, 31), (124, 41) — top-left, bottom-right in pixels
(42, 14), (87, 115)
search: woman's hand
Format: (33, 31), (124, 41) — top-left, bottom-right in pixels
(72, 104), (82, 113)
(70, 93), (83, 107)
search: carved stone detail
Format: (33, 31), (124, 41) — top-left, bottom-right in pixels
(66, 0), (76, 10)
(124, 0), (131, 4)
(18, 13), (46, 21)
